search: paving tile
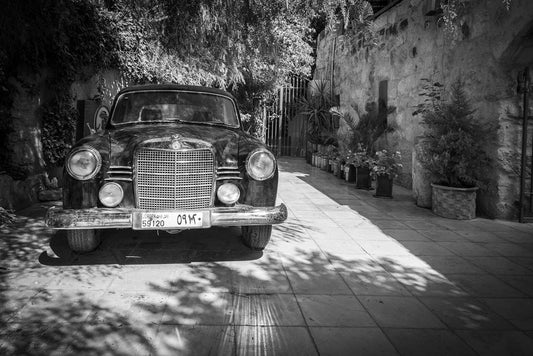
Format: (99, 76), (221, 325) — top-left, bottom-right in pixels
(456, 230), (508, 243)
(341, 271), (412, 296)
(297, 294), (376, 327)
(236, 326), (317, 356)
(392, 272), (468, 297)
(345, 226), (394, 241)
(456, 330), (533, 356)
(446, 274), (525, 298)
(0, 269), (58, 292)
(420, 297), (514, 330)
(401, 220), (447, 230)
(369, 220), (410, 230)
(285, 268), (352, 295)
(94, 290), (169, 325)
(233, 294), (305, 326)
(502, 276), (533, 297)
(400, 241), (455, 256)
(383, 229), (431, 241)
(155, 325), (234, 355)
(385, 329), (476, 356)
(512, 257), (533, 272)
(483, 243), (533, 257)
(465, 256), (533, 275)
(12, 290), (105, 324)
(0, 289), (41, 323)
(494, 231), (533, 244)
(359, 296), (445, 328)
(434, 219), (485, 232)
(316, 240), (369, 257)
(437, 242), (499, 257)
(107, 266), (183, 292)
(357, 240), (412, 257)
(1, 321), (78, 356)
(419, 230), (465, 242)
(415, 255), (485, 275)
(310, 327), (398, 356)
(482, 298), (533, 330)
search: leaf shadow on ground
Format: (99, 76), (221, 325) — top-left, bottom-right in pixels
(0, 200), (525, 355)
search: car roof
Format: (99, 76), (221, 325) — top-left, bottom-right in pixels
(117, 84), (236, 99)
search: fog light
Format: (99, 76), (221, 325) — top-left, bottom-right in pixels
(217, 183), (240, 205)
(99, 182), (124, 207)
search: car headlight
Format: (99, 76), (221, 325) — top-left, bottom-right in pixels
(66, 146), (102, 180)
(99, 182), (124, 207)
(217, 183), (241, 205)
(246, 148), (276, 181)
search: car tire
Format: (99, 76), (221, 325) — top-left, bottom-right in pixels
(241, 225), (272, 250)
(67, 229), (101, 253)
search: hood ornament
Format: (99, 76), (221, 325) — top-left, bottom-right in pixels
(170, 134), (182, 150)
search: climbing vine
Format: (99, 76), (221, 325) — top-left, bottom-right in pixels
(440, 0), (512, 44)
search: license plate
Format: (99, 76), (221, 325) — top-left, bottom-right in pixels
(137, 211), (207, 229)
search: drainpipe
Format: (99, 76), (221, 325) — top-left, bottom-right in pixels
(518, 67), (530, 223)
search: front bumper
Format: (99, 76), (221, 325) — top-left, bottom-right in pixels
(45, 204), (288, 230)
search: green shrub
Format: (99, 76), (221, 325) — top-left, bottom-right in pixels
(417, 79), (497, 188)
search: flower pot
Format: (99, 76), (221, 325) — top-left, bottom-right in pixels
(344, 164), (356, 183)
(374, 174), (393, 198)
(355, 166), (372, 190)
(431, 184), (479, 220)
(333, 161), (341, 177)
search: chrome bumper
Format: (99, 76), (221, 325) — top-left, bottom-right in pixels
(45, 204), (288, 230)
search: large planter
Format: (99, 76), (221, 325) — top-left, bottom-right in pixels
(344, 164), (356, 183)
(321, 157), (328, 171)
(374, 174), (393, 198)
(431, 183), (479, 220)
(355, 166), (372, 190)
(332, 161), (341, 177)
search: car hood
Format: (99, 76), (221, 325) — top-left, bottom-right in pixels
(108, 123), (241, 167)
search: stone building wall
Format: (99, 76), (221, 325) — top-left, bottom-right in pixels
(314, 0), (533, 219)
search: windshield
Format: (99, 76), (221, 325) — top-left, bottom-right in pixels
(111, 90), (240, 127)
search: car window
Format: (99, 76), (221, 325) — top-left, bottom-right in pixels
(111, 91), (239, 127)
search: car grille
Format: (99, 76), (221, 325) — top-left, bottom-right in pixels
(135, 148), (215, 210)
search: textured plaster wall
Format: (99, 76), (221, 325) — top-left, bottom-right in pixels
(314, 0), (533, 219)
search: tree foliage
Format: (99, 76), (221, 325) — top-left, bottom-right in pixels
(0, 0), (375, 168)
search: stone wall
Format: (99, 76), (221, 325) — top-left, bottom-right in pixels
(314, 0), (533, 219)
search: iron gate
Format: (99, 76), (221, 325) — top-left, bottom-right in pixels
(262, 76), (308, 156)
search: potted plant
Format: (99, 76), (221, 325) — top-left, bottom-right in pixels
(349, 145), (372, 189)
(371, 149), (402, 198)
(343, 150), (357, 183)
(416, 79), (496, 219)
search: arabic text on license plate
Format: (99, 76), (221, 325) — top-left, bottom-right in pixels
(140, 212), (203, 229)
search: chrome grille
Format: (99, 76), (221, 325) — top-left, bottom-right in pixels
(135, 148), (215, 210)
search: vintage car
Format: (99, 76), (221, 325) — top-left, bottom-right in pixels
(45, 84), (287, 253)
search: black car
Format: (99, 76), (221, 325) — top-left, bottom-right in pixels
(46, 85), (287, 253)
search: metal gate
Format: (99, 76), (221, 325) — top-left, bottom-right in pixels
(263, 76), (308, 156)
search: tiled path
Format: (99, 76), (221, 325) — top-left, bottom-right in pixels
(1, 157), (533, 355)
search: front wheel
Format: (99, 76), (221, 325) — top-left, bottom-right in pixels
(241, 225), (272, 251)
(67, 229), (101, 253)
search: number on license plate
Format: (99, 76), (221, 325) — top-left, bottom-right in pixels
(140, 212), (203, 229)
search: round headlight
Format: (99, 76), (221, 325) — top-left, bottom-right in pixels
(99, 182), (124, 207)
(217, 183), (241, 205)
(66, 147), (101, 180)
(246, 149), (276, 181)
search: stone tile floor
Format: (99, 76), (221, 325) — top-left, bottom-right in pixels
(1, 157), (533, 355)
